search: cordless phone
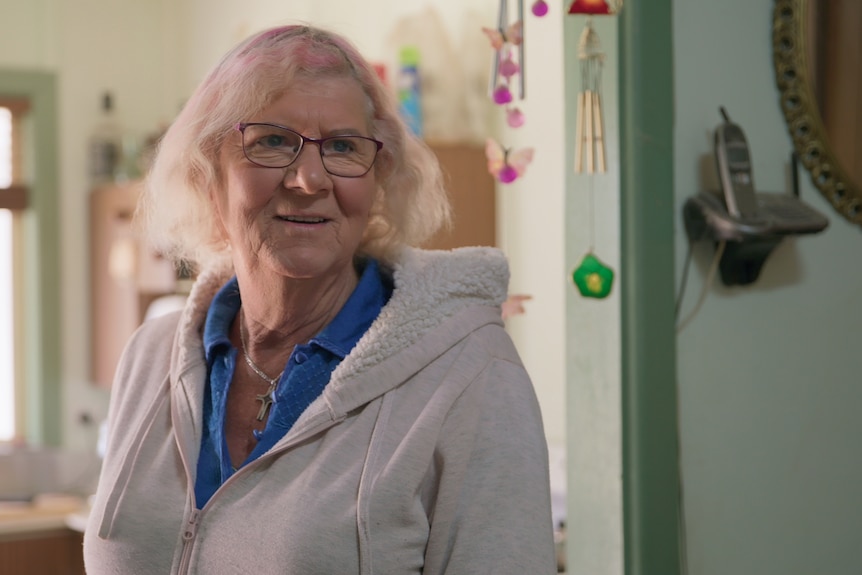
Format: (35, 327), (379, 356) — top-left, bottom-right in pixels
(714, 106), (759, 219)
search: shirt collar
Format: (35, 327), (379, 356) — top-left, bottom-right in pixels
(202, 259), (391, 363)
(311, 258), (390, 358)
(203, 277), (241, 364)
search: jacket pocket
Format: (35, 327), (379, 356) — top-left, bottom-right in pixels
(95, 376), (172, 539)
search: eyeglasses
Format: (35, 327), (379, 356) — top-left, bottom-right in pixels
(235, 122), (383, 178)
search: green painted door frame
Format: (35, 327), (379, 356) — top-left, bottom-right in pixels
(0, 69), (61, 446)
(618, 1), (681, 573)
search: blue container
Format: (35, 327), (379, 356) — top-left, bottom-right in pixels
(397, 46), (423, 137)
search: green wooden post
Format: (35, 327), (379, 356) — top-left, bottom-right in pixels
(618, 1), (682, 573)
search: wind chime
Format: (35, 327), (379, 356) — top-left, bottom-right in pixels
(574, 19), (606, 175)
(569, 0), (622, 300)
(482, 0), (548, 184)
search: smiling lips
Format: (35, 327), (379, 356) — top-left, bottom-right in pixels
(278, 215), (326, 223)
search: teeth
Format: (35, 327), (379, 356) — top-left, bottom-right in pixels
(283, 216), (325, 223)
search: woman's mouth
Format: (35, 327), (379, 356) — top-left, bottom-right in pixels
(278, 215), (326, 223)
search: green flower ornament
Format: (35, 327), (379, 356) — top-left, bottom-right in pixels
(572, 253), (614, 299)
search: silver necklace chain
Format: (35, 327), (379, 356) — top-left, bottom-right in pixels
(239, 310), (284, 387)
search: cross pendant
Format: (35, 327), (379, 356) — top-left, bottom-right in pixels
(255, 384), (277, 421)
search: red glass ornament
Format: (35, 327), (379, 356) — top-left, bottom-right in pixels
(568, 0), (611, 15)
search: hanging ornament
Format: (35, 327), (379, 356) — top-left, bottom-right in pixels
(568, 4), (621, 301)
(481, 20), (523, 51)
(499, 48), (521, 79)
(572, 252), (614, 299)
(573, 18), (606, 174)
(493, 84), (513, 105)
(481, 0), (539, 188)
(531, 0), (549, 17)
(568, 0), (623, 15)
(506, 107), (526, 128)
(486, 0), (526, 103)
(485, 138), (534, 184)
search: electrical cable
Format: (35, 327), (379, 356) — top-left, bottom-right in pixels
(673, 239), (727, 574)
(676, 240), (725, 334)
(674, 241), (696, 575)
(677, 394), (690, 575)
(674, 241), (694, 320)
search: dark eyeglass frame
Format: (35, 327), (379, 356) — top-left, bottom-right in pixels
(235, 122), (383, 178)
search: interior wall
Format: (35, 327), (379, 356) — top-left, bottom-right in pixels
(674, 2), (862, 573)
(564, 14), (623, 575)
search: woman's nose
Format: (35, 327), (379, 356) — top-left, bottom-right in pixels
(283, 145), (331, 193)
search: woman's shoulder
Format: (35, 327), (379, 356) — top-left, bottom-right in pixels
(132, 310), (183, 348)
(114, 311), (183, 382)
(388, 246), (510, 307)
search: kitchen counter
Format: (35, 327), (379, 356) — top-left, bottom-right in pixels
(0, 495), (88, 574)
(0, 494), (86, 538)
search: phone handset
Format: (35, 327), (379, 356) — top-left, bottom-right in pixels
(714, 106), (759, 219)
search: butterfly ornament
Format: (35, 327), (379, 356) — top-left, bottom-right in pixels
(485, 139), (534, 184)
(481, 20), (523, 52)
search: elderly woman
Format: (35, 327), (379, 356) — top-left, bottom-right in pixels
(84, 25), (555, 574)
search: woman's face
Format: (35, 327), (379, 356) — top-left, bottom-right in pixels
(213, 75), (378, 283)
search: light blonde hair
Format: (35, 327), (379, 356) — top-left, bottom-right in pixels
(139, 25), (450, 270)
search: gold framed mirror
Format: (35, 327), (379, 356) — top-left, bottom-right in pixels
(773, 0), (862, 225)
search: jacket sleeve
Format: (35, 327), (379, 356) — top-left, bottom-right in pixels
(422, 335), (557, 575)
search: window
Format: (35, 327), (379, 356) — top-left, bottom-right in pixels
(0, 207), (11, 441)
(0, 99), (29, 442)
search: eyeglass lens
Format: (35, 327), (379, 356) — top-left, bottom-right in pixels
(241, 123), (379, 177)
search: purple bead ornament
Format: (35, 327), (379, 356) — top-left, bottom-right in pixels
(532, 0), (549, 17)
(493, 84), (513, 105)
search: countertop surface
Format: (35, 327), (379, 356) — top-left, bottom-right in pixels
(0, 494), (87, 537)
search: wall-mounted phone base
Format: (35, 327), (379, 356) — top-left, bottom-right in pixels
(716, 238), (782, 286)
(683, 190), (828, 287)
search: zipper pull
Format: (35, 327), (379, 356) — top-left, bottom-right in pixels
(183, 509), (200, 542)
(177, 508), (202, 573)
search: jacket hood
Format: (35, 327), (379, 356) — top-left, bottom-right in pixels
(169, 246), (511, 420)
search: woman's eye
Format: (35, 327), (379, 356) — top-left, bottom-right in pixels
(328, 138), (356, 154)
(261, 134), (286, 148)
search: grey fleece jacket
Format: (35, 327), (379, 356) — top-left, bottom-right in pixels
(83, 246), (556, 574)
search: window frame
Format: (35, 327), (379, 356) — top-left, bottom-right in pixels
(1, 98), (30, 442)
(0, 70), (61, 446)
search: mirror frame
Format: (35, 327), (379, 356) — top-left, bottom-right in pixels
(772, 0), (862, 225)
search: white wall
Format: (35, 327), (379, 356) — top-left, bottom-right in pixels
(675, 2), (862, 574)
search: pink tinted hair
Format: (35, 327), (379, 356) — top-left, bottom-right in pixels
(139, 25), (449, 269)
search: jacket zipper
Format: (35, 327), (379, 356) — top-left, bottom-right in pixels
(170, 391), (346, 573)
(176, 508), (200, 574)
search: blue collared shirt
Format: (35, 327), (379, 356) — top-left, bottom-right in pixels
(194, 259), (392, 508)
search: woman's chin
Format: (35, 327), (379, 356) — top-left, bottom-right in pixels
(266, 251), (348, 282)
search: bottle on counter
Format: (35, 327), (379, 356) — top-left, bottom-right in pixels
(88, 91), (123, 187)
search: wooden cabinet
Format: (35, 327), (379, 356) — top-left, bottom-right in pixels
(89, 182), (176, 388)
(424, 143), (497, 250)
(0, 529), (85, 575)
